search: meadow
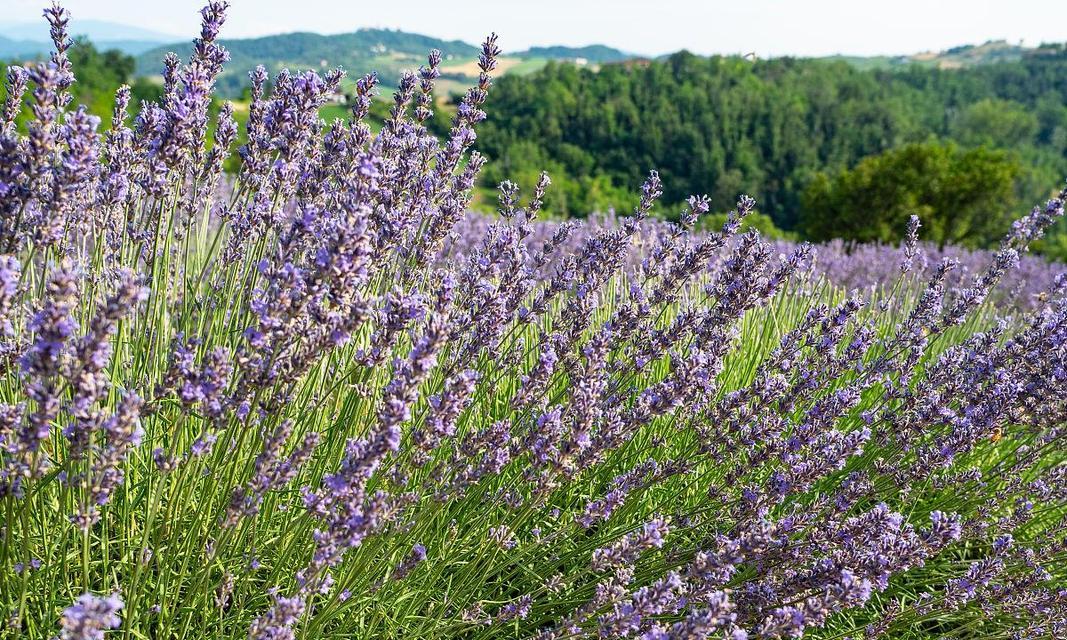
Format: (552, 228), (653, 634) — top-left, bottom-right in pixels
(1, 2), (1066, 639)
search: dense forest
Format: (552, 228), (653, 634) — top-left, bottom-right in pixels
(473, 48), (1067, 251)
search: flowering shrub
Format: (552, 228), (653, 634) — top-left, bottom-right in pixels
(444, 214), (1067, 313)
(1, 3), (1066, 639)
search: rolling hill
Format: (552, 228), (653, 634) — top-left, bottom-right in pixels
(134, 31), (639, 98)
(135, 29), (483, 97)
(510, 44), (630, 63)
(820, 39), (1065, 70)
(0, 35), (47, 59)
(123, 28), (1065, 101)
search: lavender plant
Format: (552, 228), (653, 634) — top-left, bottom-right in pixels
(0, 3), (1065, 639)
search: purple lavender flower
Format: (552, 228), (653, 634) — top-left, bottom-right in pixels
(900, 214), (922, 274)
(73, 392), (144, 529)
(2, 66), (28, 132)
(19, 263), (78, 459)
(413, 368), (479, 458)
(65, 269), (145, 455)
(391, 542), (427, 582)
(59, 593), (123, 640)
(223, 421), (319, 527)
(592, 518), (669, 573)
(598, 572), (683, 638)
(499, 594), (533, 622)
(42, 1), (73, 100)
(248, 591), (305, 640)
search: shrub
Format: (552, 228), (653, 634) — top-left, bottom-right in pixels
(800, 142), (1021, 248)
(0, 3), (1066, 639)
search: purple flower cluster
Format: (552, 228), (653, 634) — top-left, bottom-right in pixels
(59, 592), (123, 640)
(444, 212), (1066, 314)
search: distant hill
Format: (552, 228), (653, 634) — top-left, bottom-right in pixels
(134, 31), (634, 98)
(136, 29), (481, 97)
(511, 45), (630, 64)
(0, 35), (47, 59)
(1, 38), (173, 60)
(126, 29), (1066, 99)
(821, 40), (1066, 70)
(0, 19), (178, 56)
(0, 19), (179, 44)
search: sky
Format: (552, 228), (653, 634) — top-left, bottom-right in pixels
(3, 0), (1067, 57)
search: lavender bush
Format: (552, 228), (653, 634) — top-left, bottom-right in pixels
(1, 3), (1066, 639)
(444, 214), (1067, 313)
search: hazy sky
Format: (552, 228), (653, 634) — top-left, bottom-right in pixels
(4, 0), (1067, 57)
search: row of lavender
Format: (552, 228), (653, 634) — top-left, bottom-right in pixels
(1, 3), (1066, 640)
(446, 214), (1067, 313)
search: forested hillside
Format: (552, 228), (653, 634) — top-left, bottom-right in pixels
(7, 31), (1067, 255)
(474, 48), (1067, 246)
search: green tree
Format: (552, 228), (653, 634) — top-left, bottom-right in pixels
(476, 48), (1067, 237)
(799, 142), (1021, 247)
(479, 140), (638, 217)
(951, 98), (1039, 148)
(66, 39), (137, 120)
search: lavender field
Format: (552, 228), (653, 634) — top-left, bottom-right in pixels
(1, 3), (1066, 639)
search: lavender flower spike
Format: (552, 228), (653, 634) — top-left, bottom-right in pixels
(59, 593), (123, 640)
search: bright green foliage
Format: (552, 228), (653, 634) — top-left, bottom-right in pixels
(951, 98), (1040, 149)
(478, 139), (639, 217)
(800, 143), (1021, 247)
(475, 50), (1067, 237)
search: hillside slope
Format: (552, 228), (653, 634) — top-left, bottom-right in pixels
(821, 40), (1066, 70)
(136, 29), (481, 96)
(511, 44), (630, 63)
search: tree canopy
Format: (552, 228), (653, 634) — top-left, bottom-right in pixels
(474, 49), (1067, 249)
(799, 143), (1020, 247)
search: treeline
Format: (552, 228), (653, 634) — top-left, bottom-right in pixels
(472, 50), (1067, 252)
